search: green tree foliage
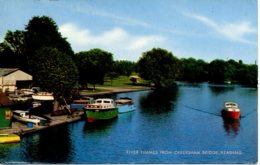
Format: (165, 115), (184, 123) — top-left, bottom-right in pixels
(0, 30), (25, 68)
(113, 60), (136, 76)
(137, 48), (179, 87)
(75, 48), (114, 89)
(235, 64), (257, 86)
(25, 16), (74, 57)
(208, 59), (231, 83)
(2, 30), (25, 56)
(207, 59), (257, 87)
(0, 16), (74, 74)
(29, 47), (78, 97)
(179, 58), (208, 82)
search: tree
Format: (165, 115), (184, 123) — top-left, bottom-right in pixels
(0, 30), (25, 68)
(24, 16), (74, 73)
(179, 58), (208, 82)
(113, 60), (136, 76)
(2, 30), (25, 56)
(137, 48), (179, 87)
(208, 59), (228, 83)
(75, 49), (114, 90)
(25, 16), (74, 56)
(236, 64), (257, 87)
(29, 47), (78, 109)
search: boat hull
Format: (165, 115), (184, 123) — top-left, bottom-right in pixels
(32, 95), (54, 101)
(84, 108), (118, 123)
(221, 110), (240, 120)
(0, 107), (12, 129)
(118, 104), (135, 113)
(0, 134), (20, 143)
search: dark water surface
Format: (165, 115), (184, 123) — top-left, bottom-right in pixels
(0, 82), (257, 164)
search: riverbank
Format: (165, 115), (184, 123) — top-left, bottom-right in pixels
(80, 86), (152, 96)
(0, 86), (151, 136)
(0, 110), (84, 136)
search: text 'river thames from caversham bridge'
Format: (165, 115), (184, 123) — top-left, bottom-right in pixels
(0, 82), (257, 164)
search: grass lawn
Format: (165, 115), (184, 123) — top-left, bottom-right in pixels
(100, 75), (150, 88)
(80, 76), (150, 95)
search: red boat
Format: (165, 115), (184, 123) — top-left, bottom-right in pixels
(221, 102), (240, 120)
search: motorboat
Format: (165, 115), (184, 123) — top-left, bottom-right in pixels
(115, 97), (135, 113)
(0, 134), (20, 143)
(221, 102), (240, 120)
(32, 92), (54, 101)
(12, 110), (49, 126)
(71, 97), (94, 109)
(84, 98), (118, 123)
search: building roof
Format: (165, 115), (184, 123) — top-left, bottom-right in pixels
(0, 68), (20, 77)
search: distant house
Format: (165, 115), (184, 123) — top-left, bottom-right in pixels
(0, 68), (32, 92)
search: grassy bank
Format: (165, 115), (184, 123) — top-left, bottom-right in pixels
(80, 76), (151, 96)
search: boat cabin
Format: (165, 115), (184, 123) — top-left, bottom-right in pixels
(86, 98), (116, 109)
(225, 102), (238, 108)
(12, 110), (29, 117)
(95, 99), (115, 104)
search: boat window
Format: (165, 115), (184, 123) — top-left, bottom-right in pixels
(96, 100), (102, 103)
(13, 112), (19, 115)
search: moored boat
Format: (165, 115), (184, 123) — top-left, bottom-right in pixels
(221, 102), (240, 120)
(84, 98), (118, 123)
(32, 92), (54, 101)
(0, 134), (20, 143)
(115, 97), (135, 113)
(71, 97), (94, 109)
(12, 110), (49, 126)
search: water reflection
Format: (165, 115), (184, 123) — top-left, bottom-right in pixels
(209, 85), (235, 95)
(222, 119), (240, 136)
(84, 118), (118, 134)
(22, 125), (73, 163)
(0, 143), (20, 163)
(140, 84), (179, 113)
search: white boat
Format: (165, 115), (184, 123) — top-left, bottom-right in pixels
(32, 101), (42, 108)
(12, 110), (49, 126)
(32, 92), (54, 101)
(115, 97), (135, 113)
(20, 89), (34, 95)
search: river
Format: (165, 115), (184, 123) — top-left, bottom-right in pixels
(0, 82), (257, 164)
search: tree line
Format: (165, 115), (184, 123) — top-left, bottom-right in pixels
(0, 16), (257, 99)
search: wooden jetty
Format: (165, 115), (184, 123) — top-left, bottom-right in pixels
(0, 110), (84, 136)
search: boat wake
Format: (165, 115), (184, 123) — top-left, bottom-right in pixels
(184, 105), (256, 119)
(184, 105), (221, 117)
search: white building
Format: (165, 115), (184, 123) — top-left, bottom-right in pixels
(0, 68), (32, 92)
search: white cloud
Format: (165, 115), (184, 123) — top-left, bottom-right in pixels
(59, 23), (165, 60)
(184, 13), (257, 45)
(75, 5), (149, 28)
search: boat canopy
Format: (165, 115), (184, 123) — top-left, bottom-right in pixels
(225, 102), (238, 107)
(95, 99), (114, 104)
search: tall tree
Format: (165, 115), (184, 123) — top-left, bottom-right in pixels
(179, 58), (208, 82)
(25, 16), (74, 56)
(29, 47), (78, 99)
(208, 59), (234, 83)
(0, 30), (25, 68)
(137, 48), (179, 87)
(113, 60), (136, 76)
(24, 16), (74, 73)
(2, 30), (25, 56)
(75, 48), (114, 90)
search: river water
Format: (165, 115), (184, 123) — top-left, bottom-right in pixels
(0, 82), (257, 164)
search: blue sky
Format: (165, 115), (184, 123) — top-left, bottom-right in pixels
(0, 0), (258, 64)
